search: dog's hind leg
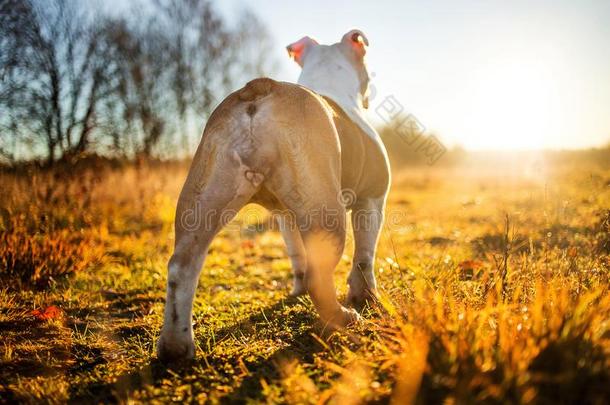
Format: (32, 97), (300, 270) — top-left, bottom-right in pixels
(157, 150), (263, 363)
(271, 178), (360, 328)
(277, 214), (308, 296)
(297, 198), (360, 328)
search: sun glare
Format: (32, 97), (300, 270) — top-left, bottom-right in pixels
(462, 59), (560, 150)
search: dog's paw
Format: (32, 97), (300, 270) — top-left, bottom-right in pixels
(347, 288), (379, 310)
(289, 283), (307, 297)
(320, 306), (361, 330)
(341, 307), (362, 325)
(327, 306), (362, 328)
(156, 334), (195, 364)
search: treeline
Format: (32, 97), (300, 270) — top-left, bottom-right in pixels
(0, 0), (275, 165)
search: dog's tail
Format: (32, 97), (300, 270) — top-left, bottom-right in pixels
(238, 77), (276, 102)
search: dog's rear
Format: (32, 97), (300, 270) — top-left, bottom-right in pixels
(157, 78), (356, 362)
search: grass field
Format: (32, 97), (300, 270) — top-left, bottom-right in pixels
(0, 154), (609, 404)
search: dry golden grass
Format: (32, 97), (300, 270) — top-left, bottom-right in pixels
(0, 227), (102, 290)
(0, 154), (608, 403)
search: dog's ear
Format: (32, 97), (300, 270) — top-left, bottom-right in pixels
(286, 36), (318, 67)
(341, 29), (369, 59)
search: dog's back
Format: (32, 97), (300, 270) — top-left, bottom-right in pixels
(181, 78), (342, 208)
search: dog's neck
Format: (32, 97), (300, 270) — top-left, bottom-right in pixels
(298, 46), (361, 110)
(297, 46), (383, 148)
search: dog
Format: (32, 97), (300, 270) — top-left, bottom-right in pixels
(157, 29), (390, 362)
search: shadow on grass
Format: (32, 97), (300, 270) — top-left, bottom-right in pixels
(68, 297), (326, 403)
(0, 318), (71, 380)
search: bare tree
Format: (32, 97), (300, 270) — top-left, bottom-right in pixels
(0, 0), (117, 164)
(150, 0), (277, 155)
(98, 16), (174, 158)
(0, 0), (277, 162)
(232, 9), (278, 79)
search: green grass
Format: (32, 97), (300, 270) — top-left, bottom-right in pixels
(0, 157), (609, 403)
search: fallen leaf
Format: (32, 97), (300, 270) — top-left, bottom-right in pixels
(241, 240), (255, 249)
(458, 260), (484, 280)
(458, 260), (483, 270)
(568, 246), (578, 258)
(31, 305), (62, 321)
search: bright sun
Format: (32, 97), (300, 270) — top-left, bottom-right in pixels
(461, 58), (560, 150)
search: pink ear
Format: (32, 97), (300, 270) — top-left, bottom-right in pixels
(341, 29), (369, 58)
(286, 36), (318, 67)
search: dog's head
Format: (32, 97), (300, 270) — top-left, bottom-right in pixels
(287, 30), (371, 109)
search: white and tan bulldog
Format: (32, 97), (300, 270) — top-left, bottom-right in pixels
(157, 29), (390, 362)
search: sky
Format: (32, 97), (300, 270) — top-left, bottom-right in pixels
(216, 0), (610, 150)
